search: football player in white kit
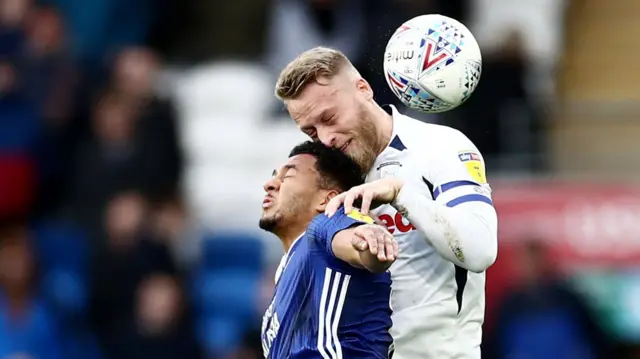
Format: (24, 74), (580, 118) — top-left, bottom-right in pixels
(274, 47), (498, 359)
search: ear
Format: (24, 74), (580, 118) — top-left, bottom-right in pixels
(314, 189), (339, 213)
(355, 78), (374, 101)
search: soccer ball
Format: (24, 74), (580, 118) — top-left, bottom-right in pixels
(383, 14), (482, 113)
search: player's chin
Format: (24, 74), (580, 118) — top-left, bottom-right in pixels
(258, 214), (278, 231)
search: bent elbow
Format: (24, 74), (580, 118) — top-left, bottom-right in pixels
(466, 249), (497, 273)
(464, 238), (497, 273)
(461, 208), (498, 273)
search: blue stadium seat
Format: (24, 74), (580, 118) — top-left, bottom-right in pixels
(196, 315), (245, 358)
(190, 231), (266, 355)
(192, 269), (260, 318)
(201, 232), (264, 272)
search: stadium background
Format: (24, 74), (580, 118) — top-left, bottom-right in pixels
(0, 0), (638, 358)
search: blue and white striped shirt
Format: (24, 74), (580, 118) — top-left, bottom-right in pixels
(261, 207), (393, 359)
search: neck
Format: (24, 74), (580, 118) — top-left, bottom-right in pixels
(372, 104), (393, 155)
(277, 223), (307, 253)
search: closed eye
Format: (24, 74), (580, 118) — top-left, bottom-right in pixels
(323, 115), (335, 125)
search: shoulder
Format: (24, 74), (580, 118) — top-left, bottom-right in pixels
(395, 115), (474, 155)
(308, 208), (374, 245)
(390, 115), (488, 185)
(309, 207), (373, 232)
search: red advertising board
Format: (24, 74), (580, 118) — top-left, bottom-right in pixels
(485, 181), (640, 326)
(493, 181), (640, 265)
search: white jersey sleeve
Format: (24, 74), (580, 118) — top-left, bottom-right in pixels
(391, 117), (498, 273)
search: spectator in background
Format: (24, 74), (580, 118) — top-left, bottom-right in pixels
(108, 274), (202, 359)
(21, 6), (76, 124)
(0, 221), (63, 359)
(0, 0), (41, 154)
(89, 191), (177, 356)
(20, 6), (79, 216)
(483, 240), (613, 359)
(266, 0), (365, 114)
(110, 47), (182, 201)
(71, 47), (183, 242)
(70, 92), (143, 242)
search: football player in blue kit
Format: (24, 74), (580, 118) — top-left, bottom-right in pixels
(259, 141), (398, 359)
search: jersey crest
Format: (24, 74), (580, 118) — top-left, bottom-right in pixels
(376, 160), (402, 178)
(458, 151), (487, 184)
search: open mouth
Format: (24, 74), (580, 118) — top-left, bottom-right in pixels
(262, 196), (273, 209)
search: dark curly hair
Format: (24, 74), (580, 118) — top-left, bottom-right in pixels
(289, 141), (364, 192)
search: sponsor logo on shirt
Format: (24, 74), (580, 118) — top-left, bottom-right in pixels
(458, 151), (487, 184)
(377, 212), (416, 234)
(347, 209), (375, 224)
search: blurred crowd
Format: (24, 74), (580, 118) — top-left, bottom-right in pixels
(0, 0), (635, 358)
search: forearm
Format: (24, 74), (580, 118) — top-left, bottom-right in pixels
(357, 251), (392, 273)
(392, 184), (498, 272)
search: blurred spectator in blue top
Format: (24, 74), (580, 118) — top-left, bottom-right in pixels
(0, 221), (63, 359)
(0, 0), (40, 155)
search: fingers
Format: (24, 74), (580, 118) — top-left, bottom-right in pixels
(385, 230), (398, 260)
(325, 193), (347, 217)
(326, 186), (364, 217)
(343, 189), (359, 215)
(351, 236), (369, 252)
(354, 225), (397, 263)
(360, 190), (375, 215)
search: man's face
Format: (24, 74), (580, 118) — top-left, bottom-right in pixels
(259, 154), (325, 232)
(286, 77), (379, 172)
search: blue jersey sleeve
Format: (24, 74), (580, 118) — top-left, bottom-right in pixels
(307, 207), (374, 262)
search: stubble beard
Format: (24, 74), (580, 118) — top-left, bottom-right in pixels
(258, 212), (282, 233)
(350, 111), (381, 173)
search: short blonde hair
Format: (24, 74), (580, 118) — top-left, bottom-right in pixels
(275, 47), (352, 100)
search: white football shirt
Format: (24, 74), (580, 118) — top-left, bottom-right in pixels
(367, 106), (498, 359)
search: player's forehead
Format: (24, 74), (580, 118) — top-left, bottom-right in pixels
(287, 82), (338, 127)
(278, 154), (318, 176)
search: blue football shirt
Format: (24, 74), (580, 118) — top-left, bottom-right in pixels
(261, 207), (393, 359)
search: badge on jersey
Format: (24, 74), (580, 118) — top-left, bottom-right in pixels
(458, 151), (487, 184)
(347, 209), (375, 224)
(376, 161), (402, 179)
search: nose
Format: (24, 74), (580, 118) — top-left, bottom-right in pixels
(263, 177), (281, 193)
(317, 129), (338, 148)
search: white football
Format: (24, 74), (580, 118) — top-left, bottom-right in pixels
(383, 14), (482, 113)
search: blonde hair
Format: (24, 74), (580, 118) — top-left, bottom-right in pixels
(275, 47), (352, 100)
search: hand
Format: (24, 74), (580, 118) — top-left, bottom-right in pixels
(326, 178), (404, 217)
(351, 224), (398, 263)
